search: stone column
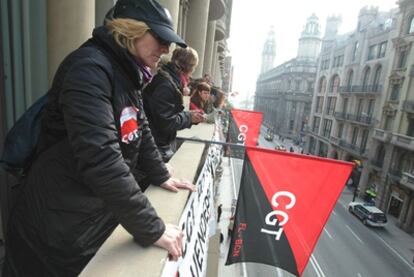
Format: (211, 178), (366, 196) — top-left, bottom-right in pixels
(358, 166), (370, 197)
(185, 0), (211, 78)
(158, 0), (180, 30)
(95, 0), (116, 27)
(203, 21), (216, 76)
(397, 192), (411, 227)
(47, 0), (95, 84)
(403, 196), (414, 231)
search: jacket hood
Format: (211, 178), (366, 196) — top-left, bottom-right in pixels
(87, 26), (144, 88)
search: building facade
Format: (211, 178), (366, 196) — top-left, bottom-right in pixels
(0, 0), (234, 240)
(306, 3), (414, 233)
(255, 15), (321, 142)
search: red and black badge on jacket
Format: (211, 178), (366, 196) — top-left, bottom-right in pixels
(226, 148), (353, 276)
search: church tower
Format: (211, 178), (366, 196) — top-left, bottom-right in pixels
(297, 14), (322, 61)
(261, 26), (276, 74)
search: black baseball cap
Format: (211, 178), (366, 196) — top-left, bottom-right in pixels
(113, 0), (187, 48)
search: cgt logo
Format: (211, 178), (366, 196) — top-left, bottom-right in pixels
(237, 124), (248, 145)
(120, 106), (140, 144)
(261, 191), (296, 240)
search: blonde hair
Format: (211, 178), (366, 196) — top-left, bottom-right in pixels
(171, 47), (198, 74)
(106, 18), (150, 55)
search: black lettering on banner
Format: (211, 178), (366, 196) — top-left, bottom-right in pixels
(182, 199), (195, 257)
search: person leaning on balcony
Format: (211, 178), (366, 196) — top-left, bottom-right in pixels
(142, 47), (205, 163)
(2, 0), (195, 276)
(190, 81), (211, 113)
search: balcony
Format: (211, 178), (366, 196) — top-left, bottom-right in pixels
(338, 85), (382, 94)
(345, 113), (375, 126)
(402, 100), (414, 113)
(388, 169), (402, 182)
(370, 159), (383, 169)
(338, 139), (367, 156)
(373, 129), (392, 143)
(330, 136), (340, 145)
(391, 133), (414, 151)
(81, 122), (217, 276)
(401, 172), (414, 190)
(334, 111), (346, 120)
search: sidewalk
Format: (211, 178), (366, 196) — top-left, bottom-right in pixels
(342, 187), (414, 269)
(216, 157), (242, 277)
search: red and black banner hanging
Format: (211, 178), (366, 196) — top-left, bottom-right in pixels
(225, 109), (263, 159)
(226, 148), (353, 276)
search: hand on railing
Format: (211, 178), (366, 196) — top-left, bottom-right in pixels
(154, 224), (184, 261)
(160, 177), (196, 192)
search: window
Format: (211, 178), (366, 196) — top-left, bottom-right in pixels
(289, 120), (294, 130)
(307, 81), (314, 93)
(384, 116), (393, 131)
(368, 45), (377, 60)
(337, 123), (344, 138)
(407, 118), (414, 137)
(318, 77), (327, 94)
(398, 50), (408, 68)
(409, 17), (414, 34)
(287, 80), (292, 90)
(361, 129), (369, 152)
(351, 127), (359, 145)
(362, 67), (371, 91)
(322, 119), (333, 138)
(378, 42), (387, 58)
(390, 84), (400, 100)
(333, 55), (344, 67)
(357, 99), (364, 117)
(347, 70), (354, 91)
(316, 97), (324, 113)
(321, 59), (330, 70)
(372, 66), (382, 91)
(313, 117), (321, 133)
(376, 145), (385, 167)
(332, 76), (340, 93)
(352, 41), (359, 61)
(295, 80), (301, 91)
(343, 98), (349, 113)
(326, 97), (337, 115)
(367, 99), (375, 116)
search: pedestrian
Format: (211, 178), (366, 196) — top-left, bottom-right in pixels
(143, 47), (205, 162)
(217, 204), (223, 223)
(228, 216), (235, 240)
(3, 0), (195, 276)
(289, 146), (294, 152)
(190, 82), (211, 112)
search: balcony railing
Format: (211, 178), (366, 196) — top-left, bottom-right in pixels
(401, 172), (414, 190)
(389, 169), (402, 182)
(391, 133), (414, 151)
(373, 129), (392, 142)
(334, 112), (346, 120)
(346, 113), (374, 125)
(403, 100), (414, 112)
(338, 85), (383, 94)
(338, 139), (367, 156)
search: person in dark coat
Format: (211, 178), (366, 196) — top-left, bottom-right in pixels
(190, 82), (211, 113)
(143, 47), (205, 162)
(3, 0), (194, 276)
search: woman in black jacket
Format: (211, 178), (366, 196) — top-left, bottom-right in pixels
(143, 47), (205, 162)
(3, 0), (193, 276)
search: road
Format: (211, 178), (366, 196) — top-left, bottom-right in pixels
(228, 130), (414, 277)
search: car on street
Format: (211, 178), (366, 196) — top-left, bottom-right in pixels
(265, 133), (274, 141)
(274, 144), (287, 151)
(348, 202), (387, 227)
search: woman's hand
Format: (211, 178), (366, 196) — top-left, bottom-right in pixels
(160, 177), (196, 192)
(154, 224), (184, 261)
(190, 111), (205, 124)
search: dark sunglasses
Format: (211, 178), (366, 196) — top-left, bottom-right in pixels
(149, 30), (171, 47)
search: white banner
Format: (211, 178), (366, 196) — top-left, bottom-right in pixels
(162, 140), (222, 277)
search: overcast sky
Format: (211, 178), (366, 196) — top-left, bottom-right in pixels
(227, 0), (399, 104)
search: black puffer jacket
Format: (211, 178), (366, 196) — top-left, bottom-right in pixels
(142, 63), (192, 159)
(4, 26), (169, 276)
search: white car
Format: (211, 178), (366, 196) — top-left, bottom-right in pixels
(348, 202), (387, 227)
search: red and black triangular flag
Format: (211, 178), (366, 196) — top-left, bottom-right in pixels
(226, 148), (353, 276)
(225, 109), (262, 158)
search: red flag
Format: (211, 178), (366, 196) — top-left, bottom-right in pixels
(229, 109), (262, 147)
(226, 148), (353, 276)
